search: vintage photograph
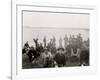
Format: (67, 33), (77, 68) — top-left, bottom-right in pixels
(22, 11), (89, 69)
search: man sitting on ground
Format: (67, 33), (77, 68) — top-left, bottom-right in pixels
(54, 48), (66, 67)
(42, 48), (53, 67)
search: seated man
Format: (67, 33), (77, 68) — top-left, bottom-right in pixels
(70, 48), (80, 66)
(54, 48), (66, 67)
(80, 49), (89, 66)
(22, 48), (32, 69)
(42, 48), (53, 68)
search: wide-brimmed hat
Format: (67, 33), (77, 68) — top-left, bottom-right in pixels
(57, 48), (64, 51)
(44, 47), (48, 50)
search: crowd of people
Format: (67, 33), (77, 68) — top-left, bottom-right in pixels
(22, 33), (89, 69)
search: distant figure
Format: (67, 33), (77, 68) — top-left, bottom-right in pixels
(39, 43), (44, 53)
(43, 36), (46, 48)
(33, 38), (39, 48)
(59, 37), (63, 48)
(64, 34), (68, 49)
(24, 41), (29, 48)
(52, 36), (56, 47)
(54, 48), (66, 67)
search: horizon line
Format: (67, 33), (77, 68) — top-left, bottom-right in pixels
(24, 26), (89, 30)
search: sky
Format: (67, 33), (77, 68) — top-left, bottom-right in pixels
(23, 11), (89, 47)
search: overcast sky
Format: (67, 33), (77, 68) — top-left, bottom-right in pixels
(23, 11), (89, 47)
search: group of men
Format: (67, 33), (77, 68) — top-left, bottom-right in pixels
(22, 42), (67, 68)
(22, 36), (89, 68)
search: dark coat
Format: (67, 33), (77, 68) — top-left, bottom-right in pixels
(54, 53), (66, 66)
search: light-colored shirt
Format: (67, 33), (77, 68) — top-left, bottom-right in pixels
(42, 52), (52, 59)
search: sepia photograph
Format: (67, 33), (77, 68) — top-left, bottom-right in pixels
(22, 11), (89, 69)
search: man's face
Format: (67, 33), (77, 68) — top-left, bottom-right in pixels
(45, 49), (48, 54)
(59, 49), (63, 54)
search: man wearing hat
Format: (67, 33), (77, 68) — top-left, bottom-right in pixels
(42, 48), (53, 67)
(54, 48), (66, 67)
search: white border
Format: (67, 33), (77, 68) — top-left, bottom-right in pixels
(12, 2), (97, 80)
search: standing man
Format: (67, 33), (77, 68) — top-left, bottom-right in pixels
(24, 41), (29, 48)
(43, 36), (46, 48)
(59, 37), (63, 48)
